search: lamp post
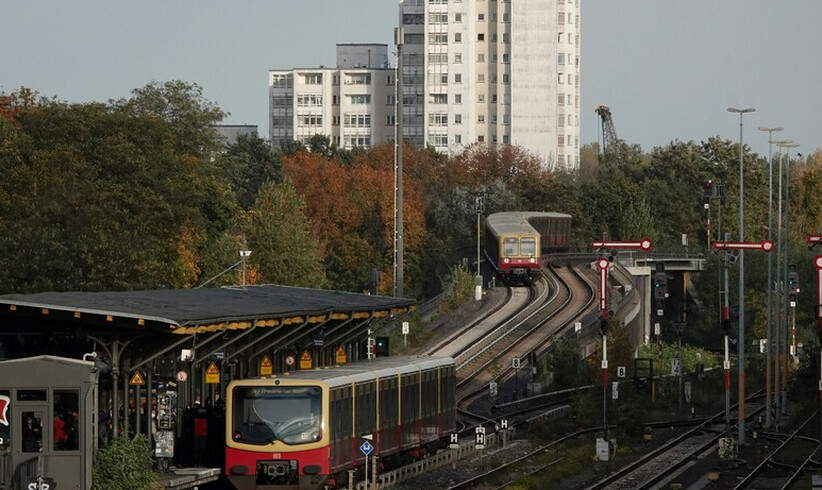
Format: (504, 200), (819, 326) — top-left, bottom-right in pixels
(393, 14), (404, 299)
(239, 250), (252, 288)
(728, 106), (755, 445)
(776, 141), (799, 420)
(757, 125), (783, 428)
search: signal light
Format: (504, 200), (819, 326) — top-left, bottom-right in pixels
(375, 336), (390, 357)
(598, 317), (608, 336)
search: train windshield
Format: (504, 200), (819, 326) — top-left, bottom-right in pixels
(503, 237), (518, 256)
(231, 385), (322, 445)
(520, 238), (536, 257)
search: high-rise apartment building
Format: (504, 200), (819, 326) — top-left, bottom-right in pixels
(400, 0), (580, 169)
(269, 44), (396, 150)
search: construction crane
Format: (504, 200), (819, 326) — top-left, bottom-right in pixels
(595, 105), (618, 154)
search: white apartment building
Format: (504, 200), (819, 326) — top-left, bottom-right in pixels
(269, 44), (396, 151)
(400, 0), (580, 169)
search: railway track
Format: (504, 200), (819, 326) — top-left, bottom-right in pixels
(584, 392), (766, 490)
(733, 409), (821, 490)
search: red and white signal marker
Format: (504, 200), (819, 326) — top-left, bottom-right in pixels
(597, 258), (610, 317)
(712, 240), (774, 252)
(591, 239), (653, 252)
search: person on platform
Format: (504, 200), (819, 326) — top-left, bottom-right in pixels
(193, 398), (208, 466)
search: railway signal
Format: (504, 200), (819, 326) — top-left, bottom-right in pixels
(591, 239), (653, 252)
(712, 238), (774, 446)
(592, 240), (651, 447)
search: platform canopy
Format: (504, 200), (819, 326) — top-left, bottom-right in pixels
(0, 285), (415, 335)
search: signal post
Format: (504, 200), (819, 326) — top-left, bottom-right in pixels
(713, 239), (773, 446)
(810, 235), (822, 440)
(591, 239), (651, 457)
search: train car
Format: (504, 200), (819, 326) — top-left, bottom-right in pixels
(225, 356), (456, 490)
(484, 212), (572, 284)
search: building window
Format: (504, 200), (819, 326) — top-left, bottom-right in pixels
(502, 33), (509, 43)
(344, 135), (371, 148)
(347, 94), (371, 104)
(503, 13), (509, 22)
(477, 53), (485, 62)
(491, 94), (497, 103)
(478, 94), (485, 102)
(297, 94), (323, 106)
(429, 13), (447, 23)
(387, 115), (395, 125)
(429, 33), (447, 45)
(455, 73), (462, 83)
(455, 13), (462, 22)
(455, 53), (462, 64)
(478, 33), (485, 42)
(455, 33), (462, 43)
(502, 53), (509, 63)
(478, 13), (485, 20)
(430, 134), (447, 147)
(558, 134), (565, 147)
(430, 94), (448, 104)
(455, 134), (462, 144)
(299, 115), (323, 126)
(344, 114), (371, 128)
(345, 73), (371, 85)
(386, 95), (396, 105)
(455, 94), (462, 104)
(558, 53), (565, 66)
(478, 115), (485, 123)
(428, 113), (448, 126)
(455, 114), (462, 124)
(503, 135), (510, 144)
(477, 74), (485, 83)
(502, 114), (510, 125)
(429, 52), (447, 64)
(478, 135), (485, 142)
(502, 74), (509, 83)
(301, 73), (322, 85)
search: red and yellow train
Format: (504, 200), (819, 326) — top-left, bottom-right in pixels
(225, 356), (456, 489)
(485, 211), (572, 284)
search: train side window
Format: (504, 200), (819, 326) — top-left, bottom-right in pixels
(503, 237), (518, 255)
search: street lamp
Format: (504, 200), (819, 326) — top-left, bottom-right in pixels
(239, 249), (252, 288)
(727, 106), (754, 446)
(775, 140), (799, 422)
(757, 125), (783, 428)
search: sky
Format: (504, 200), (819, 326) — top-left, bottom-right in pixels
(2, 1), (820, 158)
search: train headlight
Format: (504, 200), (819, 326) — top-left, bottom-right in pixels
(503, 258), (510, 264)
(529, 258), (536, 264)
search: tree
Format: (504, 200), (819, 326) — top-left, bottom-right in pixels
(241, 180), (326, 288)
(216, 134), (283, 209)
(0, 84), (238, 293)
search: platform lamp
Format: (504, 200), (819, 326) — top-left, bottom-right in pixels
(757, 125), (783, 428)
(728, 106), (754, 446)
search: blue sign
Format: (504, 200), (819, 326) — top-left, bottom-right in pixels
(359, 440), (374, 456)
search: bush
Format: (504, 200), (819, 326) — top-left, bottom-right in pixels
(92, 434), (158, 490)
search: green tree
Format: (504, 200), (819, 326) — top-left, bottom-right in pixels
(242, 180), (326, 288)
(0, 84), (238, 292)
(216, 134), (283, 209)
(92, 435), (157, 490)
